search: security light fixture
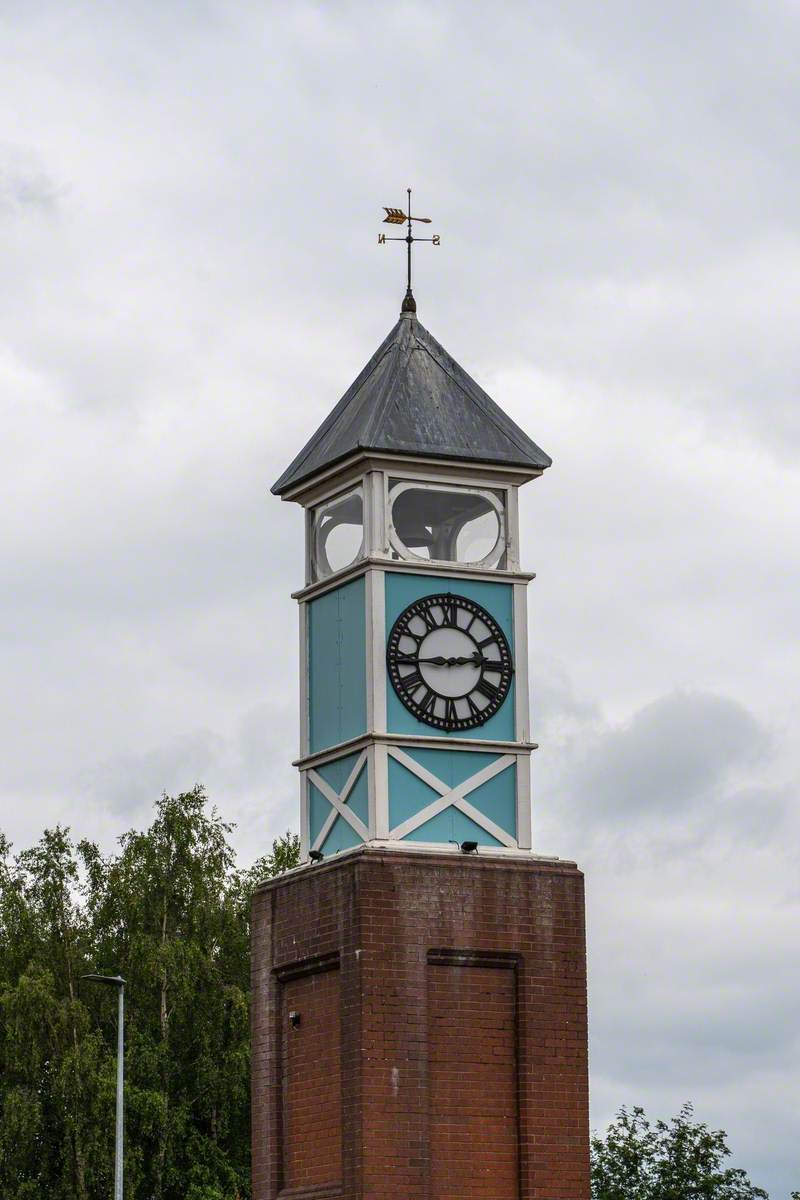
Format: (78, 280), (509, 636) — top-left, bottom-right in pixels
(460, 840), (479, 854)
(289, 1010), (301, 1029)
(309, 850), (324, 863)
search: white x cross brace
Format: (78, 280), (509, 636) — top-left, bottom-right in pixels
(386, 746), (516, 848)
(308, 750), (369, 852)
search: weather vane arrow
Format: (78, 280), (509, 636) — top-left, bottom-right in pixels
(378, 188), (440, 313)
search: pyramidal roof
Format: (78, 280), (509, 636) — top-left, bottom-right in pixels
(271, 308), (552, 496)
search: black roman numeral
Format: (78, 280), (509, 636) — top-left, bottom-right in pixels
(420, 605), (439, 631)
(418, 688), (437, 715)
(445, 699), (459, 725)
(476, 634), (496, 649)
(476, 678), (500, 702)
(441, 597), (458, 627)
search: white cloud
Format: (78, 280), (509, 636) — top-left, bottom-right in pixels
(1, 3), (798, 1193)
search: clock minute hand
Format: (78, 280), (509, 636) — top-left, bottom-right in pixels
(447, 654), (503, 667)
(395, 654), (499, 668)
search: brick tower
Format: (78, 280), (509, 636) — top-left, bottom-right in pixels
(252, 272), (590, 1198)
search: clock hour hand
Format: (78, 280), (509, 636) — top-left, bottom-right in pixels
(394, 654), (450, 666)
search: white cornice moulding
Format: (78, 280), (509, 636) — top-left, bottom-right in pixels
(294, 732), (537, 770)
(293, 556), (536, 603)
(279, 450), (544, 506)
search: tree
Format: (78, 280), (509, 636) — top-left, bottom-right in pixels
(0, 790), (299, 1200)
(591, 1103), (769, 1200)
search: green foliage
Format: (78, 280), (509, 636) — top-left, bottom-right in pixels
(0, 789), (298, 1200)
(6, 805), (782, 1199)
(591, 1103), (769, 1200)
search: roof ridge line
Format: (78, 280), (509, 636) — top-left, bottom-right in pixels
(367, 319), (419, 451)
(348, 341), (399, 448)
(412, 332), (538, 460)
(358, 322), (409, 447)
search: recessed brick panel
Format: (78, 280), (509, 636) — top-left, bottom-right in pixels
(428, 959), (518, 1199)
(281, 967), (342, 1191)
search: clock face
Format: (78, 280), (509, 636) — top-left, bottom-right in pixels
(386, 592), (513, 732)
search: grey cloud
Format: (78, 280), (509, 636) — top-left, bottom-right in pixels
(566, 690), (770, 819)
(533, 682), (800, 1199)
(534, 656), (603, 730)
(0, 144), (63, 213)
(712, 785), (791, 849)
(77, 729), (226, 818)
(2, 5), (799, 1194)
(587, 859), (800, 1199)
(74, 700), (298, 865)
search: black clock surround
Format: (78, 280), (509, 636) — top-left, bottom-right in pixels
(386, 592), (513, 732)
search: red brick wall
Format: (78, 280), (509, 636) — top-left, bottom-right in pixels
(251, 847), (589, 1200)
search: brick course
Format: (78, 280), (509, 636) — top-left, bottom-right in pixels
(251, 846), (589, 1200)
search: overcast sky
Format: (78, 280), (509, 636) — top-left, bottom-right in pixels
(1, 2), (798, 1194)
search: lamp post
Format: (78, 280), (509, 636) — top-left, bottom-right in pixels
(82, 973), (125, 1200)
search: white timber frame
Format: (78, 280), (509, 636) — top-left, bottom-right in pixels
(385, 745), (518, 847)
(300, 738), (532, 853)
(307, 749), (369, 854)
(385, 478), (507, 570)
(292, 453), (543, 859)
(298, 455), (537, 584)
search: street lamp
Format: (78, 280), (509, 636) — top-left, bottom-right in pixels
(82, 973), (125, 1200)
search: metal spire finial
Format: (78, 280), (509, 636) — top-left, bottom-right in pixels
(378, 188), (440, 314)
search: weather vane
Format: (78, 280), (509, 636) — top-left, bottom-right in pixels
(378, 188), (440, 313)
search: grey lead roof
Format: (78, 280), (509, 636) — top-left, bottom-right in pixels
(271, 310), (552, 496)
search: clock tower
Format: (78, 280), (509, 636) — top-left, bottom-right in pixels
(252, 291), (590, 1199)
(271, 307), (551, 859)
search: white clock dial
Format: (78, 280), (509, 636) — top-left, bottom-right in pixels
(386, 592), (513, 731)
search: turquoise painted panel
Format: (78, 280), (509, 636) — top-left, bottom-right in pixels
(404, 746), (498, 788)
(405, 807), (504, 848)
(315, 751), (363, 793)
(308, 577), (366, 753)
(467, 764), (517, 838)
(388, 755), (439, 831)
(403, 746), (517, 839)
(308, 781), (332, 846)
(347, 765), (369, 827)
(384, 572), (515, 741)
(321, 812), (363, 856)
(388, 747), (517, 842)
